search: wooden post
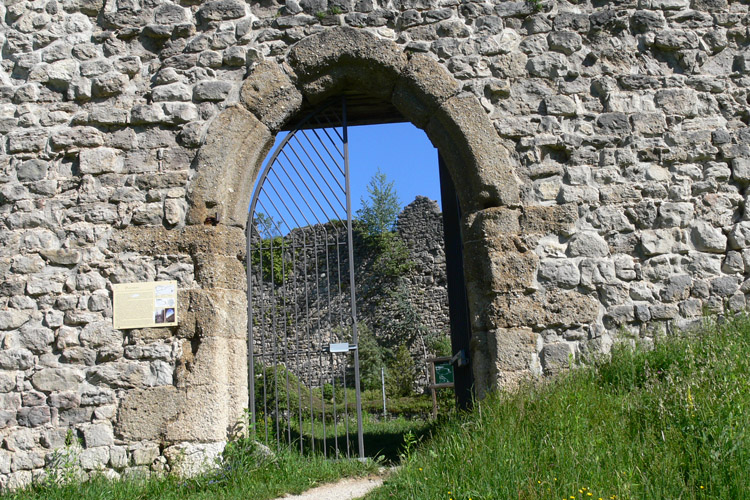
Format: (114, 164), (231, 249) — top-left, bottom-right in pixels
(429, 361), (437, 420)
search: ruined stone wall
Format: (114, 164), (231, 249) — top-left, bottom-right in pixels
(1, 0), (749, 488)
(395, 196), (450, 339)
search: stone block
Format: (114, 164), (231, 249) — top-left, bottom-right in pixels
(392, 53), (460, 128)
(425, 94), (520, 211)
(178, 289), (247, 342)
(79, 147), (123, 175)
(566, 232), (609, 258)
(540, 342), (575, 374)
(186, 105), (273, 228)
(131, 445), (160, 466)
(194, 253), (246, 290)
(109, 446), (128, 469)
(519, 205), (577, 236)
(83, 423), (114, 448)
(239, 61), (303, 133)
(732, 158), (750, 184)
(116, 386), (183, 441)
(464, 237), (538, 293)
(288, 27), (408, 103)
(193, 81), (232, 102)
(480, 290), (599, 331)
(0, 310), (31, 330)
(86, 362), (151, 389)
(16, 406), (51, 427)
(544, 95), (577, 116)
(79, 447), (109, 470)
(464, 207), (521, 244)
(690, 221), (727, 253)
(31, 368), (84, 392)
(0, 349), (34, 370)
(538, 258), (580, 288)
(196, 0), (245, 22)
(163, 442), (225, 478)
(471, 327), (536, 397)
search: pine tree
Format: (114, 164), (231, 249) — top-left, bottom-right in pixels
(356, 168), (401, 243)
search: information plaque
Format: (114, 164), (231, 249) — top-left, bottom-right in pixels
(113, 281), (177, 329)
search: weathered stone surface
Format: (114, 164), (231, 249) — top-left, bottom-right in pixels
(83, 423), (114, 448)
(426, 94), (520, 211)
(186, 106), (273, 228)
(239, 61), (303, 132)
(392, 53), (460, 128)
(31, 368), (84, 392)
(116, 386), (182, 441)
(691, 221), (727, 253)
(193, 81), (232, 102)
(1, 0), (750, 485)
(79, 148), (123, 175)
(288, 27), (408, 103)
(567, 232), (609, 258)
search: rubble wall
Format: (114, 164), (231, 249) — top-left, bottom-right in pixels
(0, 0), (749, 487)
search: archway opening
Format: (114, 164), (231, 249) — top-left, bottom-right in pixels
(246, 96), (472, 460)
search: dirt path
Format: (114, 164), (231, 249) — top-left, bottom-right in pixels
(276, 475), (384, 500)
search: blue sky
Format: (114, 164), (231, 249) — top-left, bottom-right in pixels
(348, 122), (441, 213)
(250, 121), (441, 232)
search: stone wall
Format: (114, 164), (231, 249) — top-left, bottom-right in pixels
(1, 0), (749, 488)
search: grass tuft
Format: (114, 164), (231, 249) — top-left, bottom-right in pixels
(367, 314), (750, 500)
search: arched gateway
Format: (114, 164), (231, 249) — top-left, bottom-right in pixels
(160, 26), (579, 465)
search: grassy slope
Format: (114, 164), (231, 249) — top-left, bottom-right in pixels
(3, 446), (376, 500)
(368, 316), (750, 500)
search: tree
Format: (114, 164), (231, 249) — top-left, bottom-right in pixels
(356, 168), (401, 242)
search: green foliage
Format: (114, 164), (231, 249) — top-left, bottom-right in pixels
(381, 283), (427, 348)
(371, 232), (412, 279)
(356, 168), (402, 244)
(250, 236), (288, 286)
(386, 345), (417, 398)
(528, 0), (543, 12)
(426, 333), (452, 357)
(368, 314), (750, 500)
(353, 322), (386, 391)
(329, 5), (342, 14)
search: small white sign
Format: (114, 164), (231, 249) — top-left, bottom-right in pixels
(329, 343), (349, 353)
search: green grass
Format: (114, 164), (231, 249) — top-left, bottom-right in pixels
(368, 315), (750, 500)
(3, 415), (433, 500)
(3, 442), (376, 500)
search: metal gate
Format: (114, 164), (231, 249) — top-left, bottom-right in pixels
(246, 97), (365, 459)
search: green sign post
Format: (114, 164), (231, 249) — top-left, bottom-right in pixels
(435, 362), (454, 385)
(427, 356), (455, 419)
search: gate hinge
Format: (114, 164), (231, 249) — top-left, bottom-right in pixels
(451, 349), (468, 367)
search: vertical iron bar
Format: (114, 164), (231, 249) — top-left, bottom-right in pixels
(281, 236), (292, 446)
(343, 97), (366, 460)
(270, 236), (281, 449)
(247, 218), (256, 439)
(313, 230), (327, 457)
(260, 237), (269, 444)
(292, 236), (304, 454)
